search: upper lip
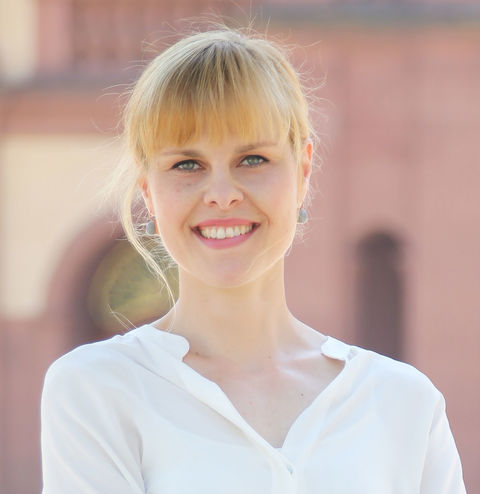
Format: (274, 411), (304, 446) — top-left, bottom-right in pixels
(195, 218), (258, 228)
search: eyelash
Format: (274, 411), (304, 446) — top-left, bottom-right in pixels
(172, 155), (268, 172)
(172, 160), (200, 172)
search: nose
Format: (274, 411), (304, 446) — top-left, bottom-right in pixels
(203, 170), (244, 209)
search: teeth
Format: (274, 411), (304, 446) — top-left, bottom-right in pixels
(199, 224), (254, 239)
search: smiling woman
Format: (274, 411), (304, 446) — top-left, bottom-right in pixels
(114, 28), (313, 304)
(40, 26), (466, 494)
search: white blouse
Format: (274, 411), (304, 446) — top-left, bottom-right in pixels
(41, 324), (466, 493)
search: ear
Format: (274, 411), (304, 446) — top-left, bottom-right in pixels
(297, 140), (313, 206)
(137, 173), (155, 216)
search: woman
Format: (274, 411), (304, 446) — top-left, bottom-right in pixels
(41, 28), (466, 493)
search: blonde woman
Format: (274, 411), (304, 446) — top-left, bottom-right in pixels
(41, 28), (466, 493)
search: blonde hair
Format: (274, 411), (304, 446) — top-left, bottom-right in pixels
(112, 27), (314, 308)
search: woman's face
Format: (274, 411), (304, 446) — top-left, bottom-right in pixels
(140, 133), (312, 289)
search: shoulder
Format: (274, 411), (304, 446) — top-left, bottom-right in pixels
(41, 332), (147, 470)
(43, 329), (148, 397)
(346, 342), (442, 409)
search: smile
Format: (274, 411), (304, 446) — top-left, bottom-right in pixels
(192, 222), (259, 250)
(198, 224), (254, 239)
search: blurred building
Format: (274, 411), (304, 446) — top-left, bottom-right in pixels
(1, 1), (479, 492)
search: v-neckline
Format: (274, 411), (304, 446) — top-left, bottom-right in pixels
(136, 325), (352, 453)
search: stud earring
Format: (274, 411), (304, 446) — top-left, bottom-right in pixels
(146, 218), (156, 235)
(297, 207), (308, 224)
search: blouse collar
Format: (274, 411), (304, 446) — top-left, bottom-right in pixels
(134, 324), (351, 362)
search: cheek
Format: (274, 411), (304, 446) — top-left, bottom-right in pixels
(151, 179), (196, 216)
(266, 169), (298, 207)
(252, 171), (297, 234)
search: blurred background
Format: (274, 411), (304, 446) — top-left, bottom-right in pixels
(1, 0), (479, 492)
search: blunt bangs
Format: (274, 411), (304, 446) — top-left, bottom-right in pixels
(125, 31), (308, 167)
(148, 81), (291, 159)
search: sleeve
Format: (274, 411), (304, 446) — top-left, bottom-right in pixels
(41, 356), (146, 494)
(420, 391), (467, 494)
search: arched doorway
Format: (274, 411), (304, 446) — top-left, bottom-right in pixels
(46, 216), (177, 350)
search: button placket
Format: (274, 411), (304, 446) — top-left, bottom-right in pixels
(283, 464), (297, 493)
(272, 450), (297, 493)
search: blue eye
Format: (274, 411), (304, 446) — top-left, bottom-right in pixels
(241, 155), (266, 167)
(172, 160), (200, 172)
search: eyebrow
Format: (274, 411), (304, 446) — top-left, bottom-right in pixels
(158, 141), (277, 157)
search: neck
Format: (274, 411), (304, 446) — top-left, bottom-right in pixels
(155, 261), (300, 368)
